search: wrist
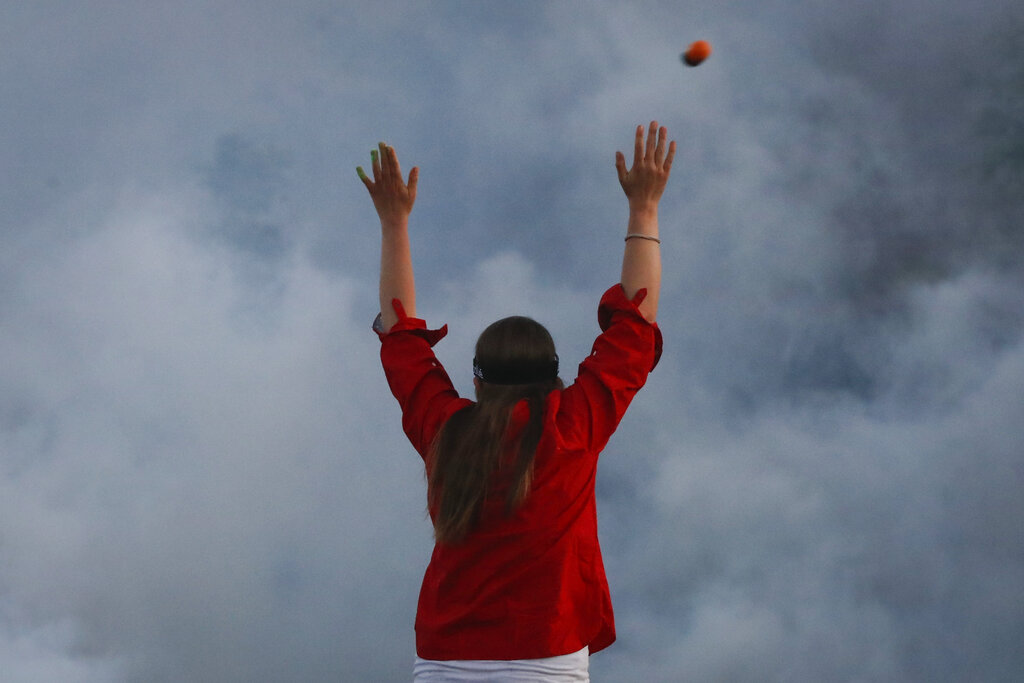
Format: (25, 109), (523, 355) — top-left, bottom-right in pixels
(379, 214), (410, 232)
(627, 201), (659, 219)
(626, 202), (659, 238)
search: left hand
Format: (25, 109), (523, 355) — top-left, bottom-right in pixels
(358, 142), (419, 226)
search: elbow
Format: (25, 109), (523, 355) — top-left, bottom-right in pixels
(637, 297), (658, 324)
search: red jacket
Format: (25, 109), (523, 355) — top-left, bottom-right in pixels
(376, 284), (662, 660)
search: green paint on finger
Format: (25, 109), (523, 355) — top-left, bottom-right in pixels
(370, 149), (378, 163)
(356, 166), (368, 180)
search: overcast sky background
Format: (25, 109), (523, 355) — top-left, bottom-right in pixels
(2, 1), (1023, 681)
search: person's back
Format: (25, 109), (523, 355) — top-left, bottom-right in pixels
(361, 121), (674, 680)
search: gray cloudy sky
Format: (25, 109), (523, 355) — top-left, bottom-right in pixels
(2, 1), (1023, 681)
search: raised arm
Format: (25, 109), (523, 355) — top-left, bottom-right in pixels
(358, 142), (420, 331)
(614, 122), (675, 322)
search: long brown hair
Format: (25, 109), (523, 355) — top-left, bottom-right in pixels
(427, 316), (563, 545)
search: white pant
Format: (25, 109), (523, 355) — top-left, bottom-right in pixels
(413, 646), (589, 682)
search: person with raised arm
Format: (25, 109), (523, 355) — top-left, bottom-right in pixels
(360, 122), (674, 682)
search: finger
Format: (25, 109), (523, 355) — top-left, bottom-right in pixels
(388, 146), (404, 185)
(407, 166), (419, 203)
(378, 142), (391, 183)
(615, 151), (628, 185)
(370, 148), (381, 182)
(645, 121), (658, 161)
(632, 125), (644, 168)
(663, 140), (677, 173)
(655, 126), (667, 164)
(356, 166), (373, 190)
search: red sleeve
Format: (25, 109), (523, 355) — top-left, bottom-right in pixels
(556, 284), (663, 453)
(375, 299), (472, 460)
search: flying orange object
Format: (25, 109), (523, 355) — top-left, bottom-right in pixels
(682, 40), (712, 67)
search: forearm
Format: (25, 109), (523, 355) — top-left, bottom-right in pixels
(379, 217), (416, 331)
(620, 203), (661, 322)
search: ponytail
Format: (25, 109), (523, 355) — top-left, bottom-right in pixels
(427, 316), (561, 544)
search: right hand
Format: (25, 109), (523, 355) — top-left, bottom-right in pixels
(358, 142), (419, 226)
(615, 122), (675, 210)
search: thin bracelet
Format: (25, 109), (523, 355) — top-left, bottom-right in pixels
(625, 233), (661, 244)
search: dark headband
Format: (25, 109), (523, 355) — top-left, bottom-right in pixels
(473, 355), (559, 385)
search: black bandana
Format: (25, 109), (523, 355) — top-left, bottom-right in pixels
(473, 355), (559, 385)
